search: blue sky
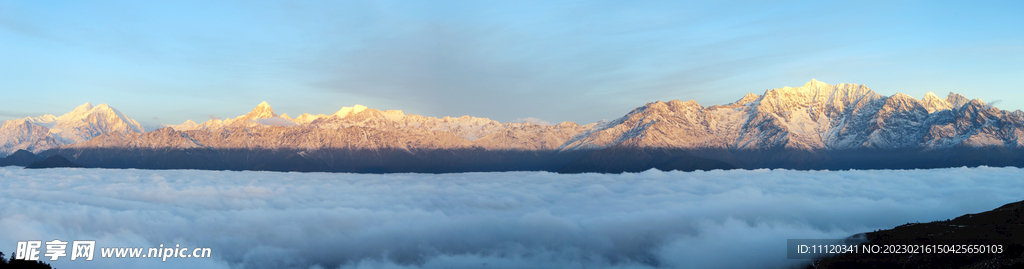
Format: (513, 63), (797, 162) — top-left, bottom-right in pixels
(1, 0), (1021, 129)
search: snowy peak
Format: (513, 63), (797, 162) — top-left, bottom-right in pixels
(946, 93), (970, 109)
(334, 105), (369, 118)
(36, 102), (146, 135)
(47, 103), (146, 143)
(0, 118), (60, 157)
(294, 113), (326, 124)
(881, 92), (925, 113)
(757, 81), (823, 114)
(559, 79), (1018, 152)
(242, 101), (278, 120)
(26, 102), (99, 126)
(199, 101), (284, 128)
(90, 103), (145, 132)
(920, 92), (952, 113)
(969, 98), (987, 107)
(803, 78), (831, 89)
(0, 102), (144, 155)
(752, 80), (882, 118)
(164, 119), (200, 131)
(65, 102), (95, 119)
(732, 93), (761, 106)
(5, 80), (1019, 158)
(196, 103), (383, 129)
(638, 100), (702, 115)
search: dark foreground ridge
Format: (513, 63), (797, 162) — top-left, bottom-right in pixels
(0, 251), (54, 269)
(1, 146), (1021, 173)
(0, 149), (42, 167)
(24, 147), (735, 173)
(811, 200), (1024, 268)
(25, 155), (85, 169)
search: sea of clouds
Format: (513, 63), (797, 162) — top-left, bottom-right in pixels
(0, 166), (1021, 269)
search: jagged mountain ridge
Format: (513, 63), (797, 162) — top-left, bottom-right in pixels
(164, 101), (594, 143)
(0, 102), (145, 156)
(7, 80), (1024, 159)
(136, 80), (1024, 153)
(151, 100), (596, 151)
(564, 79), (1024, 151)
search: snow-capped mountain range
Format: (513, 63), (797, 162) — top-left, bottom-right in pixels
(3, 80), (1023, 158)
(0, 102), (144, 156)
(562, 79), (1024, 151)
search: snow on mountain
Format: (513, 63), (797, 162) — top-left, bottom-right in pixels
(40, 103), (145, 144)
(561, 79), (1024, 151)
(334, 104), (368, 118)
(293, 113), (327, 124)
(0, 102), (145, 156)
(9, 80), (1023, 157)
(76, 101), (595, 151)
(163, 119), (201, 131)
(71, 81), (1024, 154)
(920, 92), (952, 113)
(189, 101), (284, 129)
(0, 118), (61, 157)
(309, 104), (581, 142)
(186, 101), (579, 143)
(946, 93), (971, 109)
(221, 101), (278, 126)
(241, 101), (277, 120)
(922, 98), (1024, 148)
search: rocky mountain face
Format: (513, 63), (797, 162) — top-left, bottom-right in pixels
(142, 101), (596, 151)
(8, 80), (1024, 171)
(566, 79), (1024, 151)
(70, 79), (1024, 154)
(0, 118), (60, 157)
(0, 102), (145, 157)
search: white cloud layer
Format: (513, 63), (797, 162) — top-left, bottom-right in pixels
(1, 167), (1022, 269)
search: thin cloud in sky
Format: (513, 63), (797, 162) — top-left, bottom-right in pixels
(0, 110), (36, 119)
(303, 1), (861, 122)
